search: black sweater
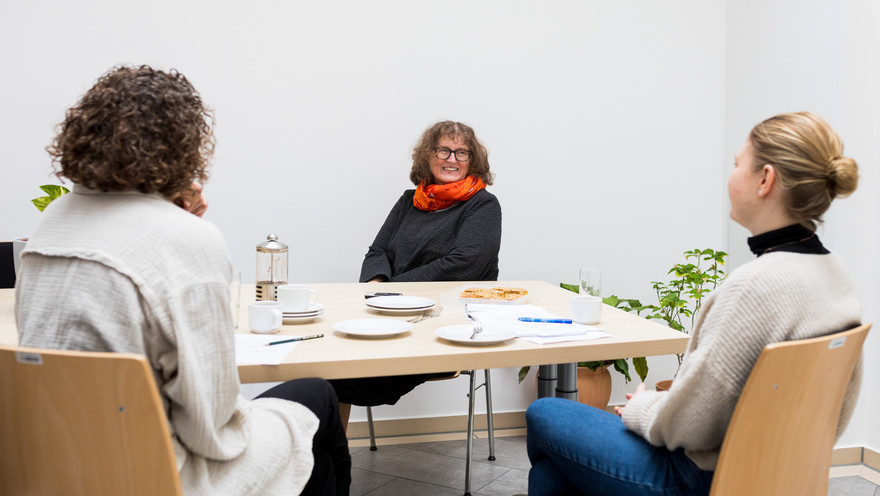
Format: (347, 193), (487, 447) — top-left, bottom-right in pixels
(359, 188), (502, 282)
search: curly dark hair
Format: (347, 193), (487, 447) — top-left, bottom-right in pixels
(47, 65), (214, 198)
(409, 121), (493, 186)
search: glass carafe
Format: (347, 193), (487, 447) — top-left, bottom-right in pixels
(255, 234), (288, 301)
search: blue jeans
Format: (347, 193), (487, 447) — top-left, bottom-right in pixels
(526, 398), (714, 496)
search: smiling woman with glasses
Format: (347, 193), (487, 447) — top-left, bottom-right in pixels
(330, 120), (502, 429)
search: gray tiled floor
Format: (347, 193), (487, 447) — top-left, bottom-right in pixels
(350, 436), (527, 496)
(828, 476), (880, 496)
(350, 435), (880, 496)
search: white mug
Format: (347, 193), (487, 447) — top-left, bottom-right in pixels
(248, 301), (283, 334)
(571, 295), (602, 324)
(277, 285), (320, 312)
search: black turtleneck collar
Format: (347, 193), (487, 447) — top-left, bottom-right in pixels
(747, 224), (829, 257)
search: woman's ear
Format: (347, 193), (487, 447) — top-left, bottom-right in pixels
(757, 164), (777, 198)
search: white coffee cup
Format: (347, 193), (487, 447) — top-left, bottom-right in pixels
(249, 301), (283, 334)
(277, 285), (320, 312)
(571, 295), (602, 324)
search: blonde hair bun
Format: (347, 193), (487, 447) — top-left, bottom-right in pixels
(750, 112), (858, 229)
(829, 156), (858, 198)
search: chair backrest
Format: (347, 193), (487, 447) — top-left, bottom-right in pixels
(0, 242), (15, 289)
(710, 323), (871, 496)
(0, 345), (182, 496)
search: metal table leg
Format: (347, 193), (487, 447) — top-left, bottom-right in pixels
(537, 364), (557, 398)
(556, 362), (579, 401)
(464, 371), (476, 496)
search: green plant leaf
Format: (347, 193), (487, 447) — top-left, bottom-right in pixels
(32, 185), (69, 212)
(578, 361), (605, 371)
(612, 359), (632, 383)
(602, 295), (620, 307)
(633, 356), (648, 382)
(31, 197), (53, 212)
(560, 283), (579, 294)
(518, 366), (530, 384)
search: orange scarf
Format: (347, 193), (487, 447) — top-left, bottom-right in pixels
(413, 176), (486, 212)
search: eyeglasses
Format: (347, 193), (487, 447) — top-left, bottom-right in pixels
(433, 147), (471, 162)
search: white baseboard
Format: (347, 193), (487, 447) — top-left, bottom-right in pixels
(350, 410), (880, 471)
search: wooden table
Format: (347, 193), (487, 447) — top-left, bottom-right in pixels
(0, 281), (688, 383)
(2, 280), (688, 496)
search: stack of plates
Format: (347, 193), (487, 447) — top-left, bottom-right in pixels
(282, 303), (325, 324)
(365, 295), (436, 315)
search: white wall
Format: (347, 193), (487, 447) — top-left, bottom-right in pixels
(1, 1), (728, 421)
(4, 2), (876, 451)
(724, 0), (880, 451)
(4, 0), (874, 452)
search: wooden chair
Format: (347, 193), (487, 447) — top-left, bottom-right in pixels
(0, 345), (182, 496)
(366, 369), (495, 496)
(0, 242), (15, 288)
(710, 323), (871, 496)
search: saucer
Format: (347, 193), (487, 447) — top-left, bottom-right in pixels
(282, 303), (324, 315)
(283, 309), (324, 324)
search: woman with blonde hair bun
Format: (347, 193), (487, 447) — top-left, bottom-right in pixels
(524, 112), (862, 496)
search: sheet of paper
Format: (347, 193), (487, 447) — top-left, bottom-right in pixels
(467, 303), (611, 339)
(235, 334), (299, 365)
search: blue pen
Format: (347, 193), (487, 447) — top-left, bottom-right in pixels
(518, 317), (573, 324)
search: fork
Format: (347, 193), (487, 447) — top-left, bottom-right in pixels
(408, 307), (442, 323)
(464, 303), (483, 339)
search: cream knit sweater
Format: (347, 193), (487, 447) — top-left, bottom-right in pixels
(17, 188), (318, 495)
(622, 250), (862, 471)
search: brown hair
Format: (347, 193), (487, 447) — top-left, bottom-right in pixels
(749, 112), (858, 230)
(409, 121), (493, 186)
(47, 65), (214, 198)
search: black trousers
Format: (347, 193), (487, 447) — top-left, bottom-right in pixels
(257, 378), (351, 496)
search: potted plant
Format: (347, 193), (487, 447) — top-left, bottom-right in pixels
(12, 185), (70, 275)
(605, 248), (728, 390)
(518, 284), (649, 410)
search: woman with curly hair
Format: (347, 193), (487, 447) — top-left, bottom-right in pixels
(16, 65), (350, 495)
(525, 112), (862, 496)
(332, 120), (502, 427)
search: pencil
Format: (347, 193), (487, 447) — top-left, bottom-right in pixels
(265, 334), (324, 346)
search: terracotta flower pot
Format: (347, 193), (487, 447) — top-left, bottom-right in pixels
(577, 365), (612, 410)
(655, 379), (673, 392)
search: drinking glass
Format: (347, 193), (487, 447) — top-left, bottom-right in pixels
(230, 271), (241, 329)
(579, 267), (601, 296)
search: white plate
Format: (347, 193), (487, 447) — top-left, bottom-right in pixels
(333, 318), (413, 338)
(368, 305), (434, 315)
(282, 309), (324, 324)
(282, 303), (324, 315)
(435, 324), (517, 345)
(283, 308), (324, 317)
(366, 296), (436, 310)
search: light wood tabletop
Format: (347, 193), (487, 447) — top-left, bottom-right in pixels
(1, 281), (689, 384)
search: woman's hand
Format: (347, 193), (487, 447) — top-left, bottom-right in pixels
(173, 182), (208, 217)
(614, 382), (647, 416)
